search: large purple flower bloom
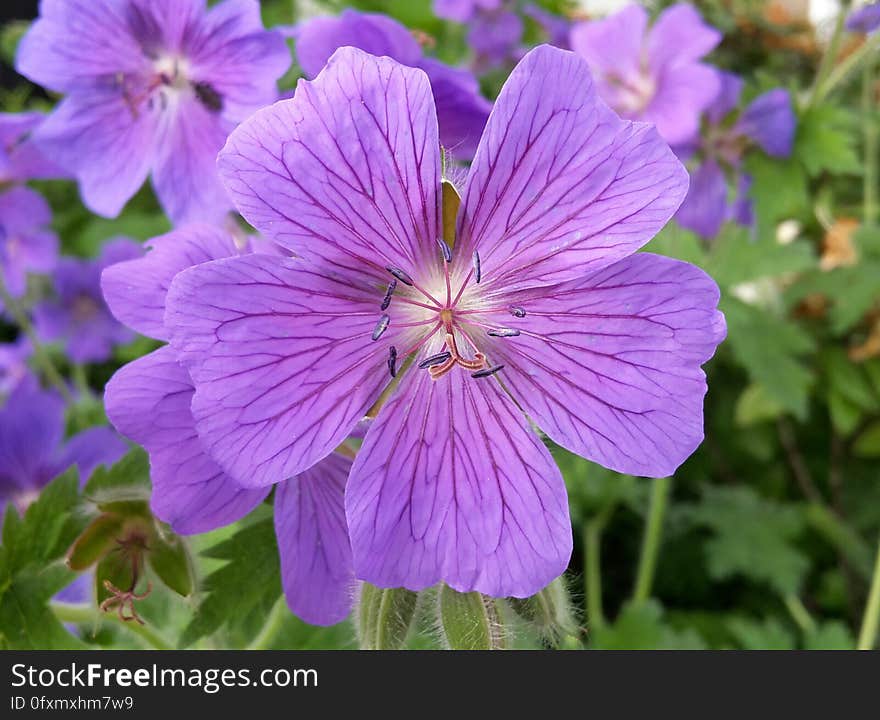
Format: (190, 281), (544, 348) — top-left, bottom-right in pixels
(163, 46), (725, 598)
(102, 225), (353, 625)
(0, 186), (58, 300)
(16, 0), (290, 225)
(293, 9), (491, 159)
(570, 3), (721, 146)
(0, 375), (125, 515)
(675, 72), (796, 239)
(33, 239), (141, 363)
(847, 2), (880, 33)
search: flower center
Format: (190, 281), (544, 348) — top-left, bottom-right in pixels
(117, 53), (223, 117)
(72, 294), (100, 321)
(608, 67), (656, 116)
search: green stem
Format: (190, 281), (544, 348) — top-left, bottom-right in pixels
(632, 477), (672, 605)
(72, 364), (92, 398)
(857, 533), (880, 650)
(248, 596), (288, 650)
(808, 0), (853, 107)
(584, 508), (611, 630)
(784, 594), (817, 635)
(815, 31), (880, 106)
(51, 602), (173, 650)
(863, 58), (878, 227)
(0, 278), (73, 404)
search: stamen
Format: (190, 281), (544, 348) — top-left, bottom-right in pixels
(472, 364), (504, 379)
(418, 351), (452, 369)
(487, 328), (520, 338)
(436, 238), (452, 263)
(380, 280), (397, 311)
(472, 251), (482, 284)
(372, 314), (390, 341)
(386, 266), (414, 286)
(509, 305), (527, 318)
(387, 346), (398, 377)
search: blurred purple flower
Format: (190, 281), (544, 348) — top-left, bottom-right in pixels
(0, 375), (125, 515)
(0, 112), (68, 183)
(15, 0), (290, 225)
(164, 46), (724, 597)
(0, 186), (58, 300)
(523, 3), (572, 49)
(676, 72), (796, 239)
(0, 336), (31, 395)
(434, 0), (523, 70)
(102, 225), (353, 625)
(292, 9), (491, 159)
(570, 3), (721, 146)
(847, 3), (880, 33)
(33, 239), (142, 363)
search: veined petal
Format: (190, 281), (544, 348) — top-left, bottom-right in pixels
(488, 253), (725, 478)
(217, 46), (441, 285)
(102, 224), (237, 341)
(457, 45), (688, 292)
(166, 253), (404, 488)
(275, 454), (354, 626)
(347, 361), (572, 598)
(105, 347), (269, 533)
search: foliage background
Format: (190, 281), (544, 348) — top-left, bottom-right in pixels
(1, 0), (878, 650)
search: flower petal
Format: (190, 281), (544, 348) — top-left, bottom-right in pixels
(102, 224), (236, 341)
(217, 46), (441, 284)
(737, 88), (796, 159)
(457, 45), (688, 292)
(675, 159), (729, 239)
(647, 3), (721, 71)
(569, 5), (647, 82)
(645, 63), (720, 146)
(105, 347), (269, 533)
(56, 427), (126, 485)
(487, 253), (726, 478)
(347, 362), (572, 598)
(275, 454), (354, 626)
(166, 253), (402, 488)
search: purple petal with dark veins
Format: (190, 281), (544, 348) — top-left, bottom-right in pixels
(218, 47), (441, 285)
(165, 253), (403, 488)
(102, 224), (237, 342)
(105, 346), (269, 533)
(347, 359), (572, 598)
(486, 253), (725, 478)
(457, 45), (688, 292)
(275, 453), (354, 626)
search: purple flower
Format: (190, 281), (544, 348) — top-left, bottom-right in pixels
(0, 336), (31, 395)
(0, 186), (58, 299)
(16, 0), (290, 225)
(0, 375), (125, 515)
(434, 0), (523, 70)
(523, 3), (572, 49)
(163, 46), (725, 598)
(847, 2), (880, 33)
(102, 225), (353, 625)
(435, 0), (503, 22)
(293, 9), (491, 159)
(0, 112), (68, 183)
(33, 239), (142, 363)
(675, 72), (796, 239)
(570, 3), (721, 146)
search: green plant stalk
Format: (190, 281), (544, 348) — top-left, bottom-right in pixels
(863, 58), (878, 227)
(857, 533), (880, 650)
(51, 602), (172, 650)
(247, 595), (288, 650)
(809, 0), (852, 107)
(815, 31), (880, 106)
(784, 594), (817, 635)
(632, 476), (672, 605)
(584, 520), (605, 630)
(0, 278), (73, 404)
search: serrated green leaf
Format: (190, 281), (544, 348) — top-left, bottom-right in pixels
(743, 153), (809, 236)
(591, 600), (706, 650)
(727, 616), (795, 649)
(179, 519), (282, 647)
(706, 231), (814, 287)
(794, 105), (861, 177)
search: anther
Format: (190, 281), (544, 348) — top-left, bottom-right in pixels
(372, 314), (390, 341)
(387, 346), (398, 377)
(386, 266), (414, 286)
(509, 305), (527, 318)
(472, 251), (482, 283)
(487, 328), (520, 338)
(471, 364), (504, 379)
(436, 238), (452, 263)
(380, 280), (397, 311)
(418, 351), (452, 369)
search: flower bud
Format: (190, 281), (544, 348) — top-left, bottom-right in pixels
(438, 585), (508, 650)
(508, 578), (577, 645)
(356, 583), (419, 650)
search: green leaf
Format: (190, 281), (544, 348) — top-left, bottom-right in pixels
(743, 153), (809, 236)
(794, 105), (860, 177)
(148, 536), (193, 597)
(804, 621), (854, 650)
(735, 383), (785, 425)
(84, 447), (151, 505)
(727, 616), (795, 649)
(178, 519), (282, 648)
(591, 601), (705, 650)
(853, 421), (880, 457)
(705, 231), (815, 287)
(784, 262), (880, 335)
(686, 486), (808, 596)
(722, 297), (815, 418)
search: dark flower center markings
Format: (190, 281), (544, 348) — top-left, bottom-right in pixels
(118, 54), (224, 118)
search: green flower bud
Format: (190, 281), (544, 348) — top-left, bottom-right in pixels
(508, 578), (578, 645)
(438, 585), (508, 650)
(356, 583), (419, 649)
